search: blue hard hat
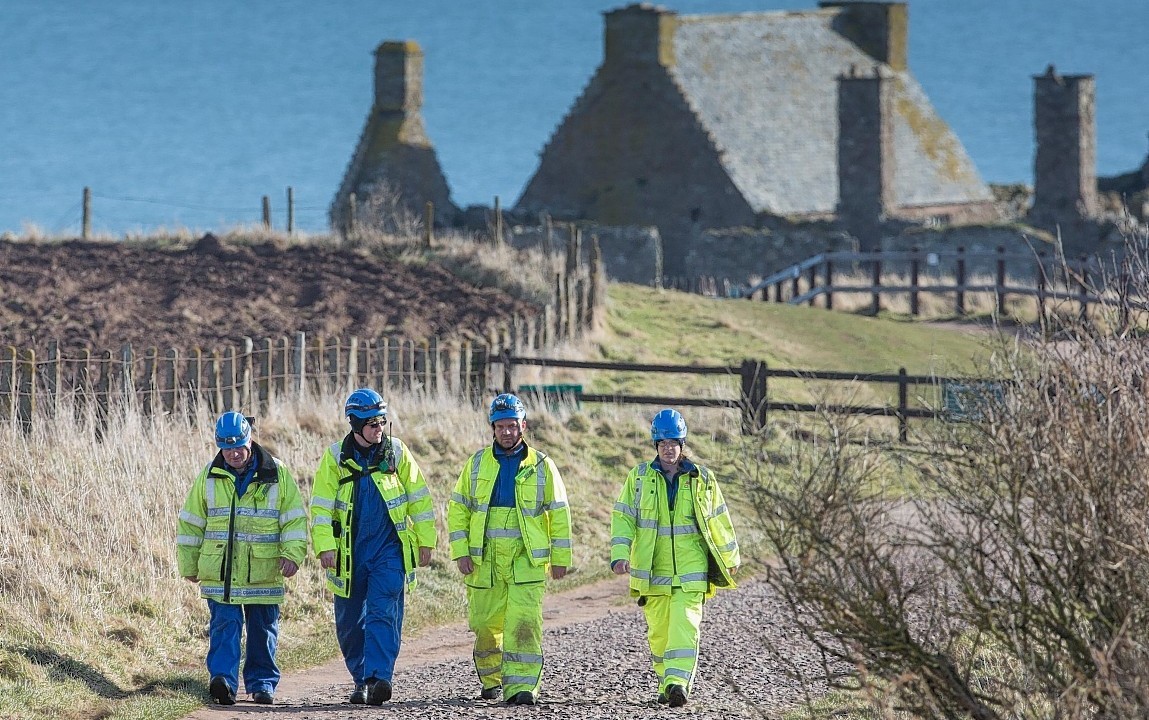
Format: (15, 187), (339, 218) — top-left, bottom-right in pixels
(651, 409), (687, 443)
(489, 393), (526, 423)
(215, 411), (252, 449)
(345, 388), (387, 421)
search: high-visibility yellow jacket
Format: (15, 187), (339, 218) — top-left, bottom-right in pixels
(610, 459), (740, 598)
(176, 444), (309, 604)
(447, 445), (573, 569)
(310, 434), (437, 597)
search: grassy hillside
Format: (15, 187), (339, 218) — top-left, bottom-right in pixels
(0, 282), (994, 720)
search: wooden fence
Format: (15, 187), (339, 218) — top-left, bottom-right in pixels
(737, 247), (1149, 325)
(498, 353), (963, 441)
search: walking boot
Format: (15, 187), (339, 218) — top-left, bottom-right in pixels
(667, 684), (688, 708)
(349, 684), (367, 704)
(208, 675), (235, 706)
(366, 678), (392, 705)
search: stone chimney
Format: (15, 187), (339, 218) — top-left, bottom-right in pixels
(1031, 66), (1099, 225)
(374, 41), (423, 112)
(329, 39), (457, 233)
(821, 1), (908, 72)
(837, 67), (895, 248)
(604, 4), (678, 68)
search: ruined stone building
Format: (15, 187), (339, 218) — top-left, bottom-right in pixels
(513, 2), (997, 274)
(331, 4), (1145, 282)
(330, 41), (457, 232)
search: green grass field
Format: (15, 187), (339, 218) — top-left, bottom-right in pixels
(0, 281), (995, 720)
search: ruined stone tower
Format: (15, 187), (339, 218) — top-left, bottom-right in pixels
(1030, 66), (1098, 232)
(330, 41), (457, 233)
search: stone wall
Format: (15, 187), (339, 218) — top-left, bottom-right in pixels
(508, 221), (663, 287)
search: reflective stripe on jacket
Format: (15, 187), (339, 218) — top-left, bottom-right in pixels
(447, 445), (573, 569)
(309, 434), (437, 597)
(176, 443), (308, 604)
(610, 461), (740, 598)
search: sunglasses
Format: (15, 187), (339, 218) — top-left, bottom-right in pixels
(362, 418), (386, 428)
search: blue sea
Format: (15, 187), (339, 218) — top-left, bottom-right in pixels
(1, 0), (1146, 236)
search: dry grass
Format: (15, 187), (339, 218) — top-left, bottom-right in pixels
(0, 380), (691, 719)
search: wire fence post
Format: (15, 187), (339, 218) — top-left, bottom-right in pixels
(286, 187), (295, 235)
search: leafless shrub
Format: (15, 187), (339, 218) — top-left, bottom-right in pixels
(742, 232), (1149, 719)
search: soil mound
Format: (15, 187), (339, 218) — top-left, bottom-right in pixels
(0, 237), (535, 351)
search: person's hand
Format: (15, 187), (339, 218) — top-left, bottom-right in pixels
(456, 557), (474, 575)
(418, 546), (432, 567)
(612, 560), (630, 575)
(731, 564), (740, 576)
(319, 550), (336, 569)
(280, 558), (299, 578)
(184, 575), (199, 584)
(551, 565), (568, 580)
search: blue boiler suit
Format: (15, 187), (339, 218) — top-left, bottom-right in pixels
(334, 445), (407, 686)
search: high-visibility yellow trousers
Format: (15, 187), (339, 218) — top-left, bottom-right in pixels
(642, 588), (704, 695)
(466, 507), (546, 700)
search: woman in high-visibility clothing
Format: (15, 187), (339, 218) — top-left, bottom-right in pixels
(447, 393), (572, 706)
(610, 408), (740, 707)
(310, 389), (437, 706)
(176, 412), (309, 707)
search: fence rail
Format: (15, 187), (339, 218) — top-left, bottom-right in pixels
(498, 353), (964, 441)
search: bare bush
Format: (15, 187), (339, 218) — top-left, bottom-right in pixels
(742, 235), (1149, 719)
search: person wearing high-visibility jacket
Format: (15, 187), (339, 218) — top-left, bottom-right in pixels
(447, 393), (572, 706)
(610, 408), (740, 708)
(310, 388), (437, 706)
(176, 412), (308, 707)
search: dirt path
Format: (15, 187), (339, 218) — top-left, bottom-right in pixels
(182, 572), (809, 719)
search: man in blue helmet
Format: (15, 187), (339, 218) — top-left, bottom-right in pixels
(610, 408), (740, 707)
(310, 388), (437, 706)
(447, 393), (572, 706)
(176, 411), (308, 706)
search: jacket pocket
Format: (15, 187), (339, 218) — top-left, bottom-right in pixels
(248, 544), (281, 584)
(197, 543), (226, 582)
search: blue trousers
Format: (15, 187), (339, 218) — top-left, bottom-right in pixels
(206, 600), (281, 695)
(334, 561), (406, 684)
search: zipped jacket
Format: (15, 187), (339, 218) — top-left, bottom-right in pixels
(447, 444), (573, 569)
(610, 460), (740, 598)
(176, 443), (308, 604)
(310, 434), (436, 597)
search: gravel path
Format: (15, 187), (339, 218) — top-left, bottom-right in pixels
(185, 573), (820, 719)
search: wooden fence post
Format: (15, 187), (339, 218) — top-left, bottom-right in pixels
(995, 245), (1007, 316)
(909, 247), (921, 316)
(740, 359), (767, 435)
(82, 186), (92, 240)
(46, 340), (61, 420)
(261, 195), (272, 229)
(1077, 255), (1090, 324)
(897, 367), (908, 443)
(424, 202), (434, 248)
(241, 337), (254, 411)
(493, 196), (503, 246)
(955, 246), (966, 316)
(294, 332), (307, 399)
(824, 255), (834, 310)
(121, 343), (134, 411)
(143, 346), (158, 416)
(164, 347), (180, 414)
(96, 350), (112, 439)
(286, 186), (295, 235)
(1, 347), (14, 424)
(17, 349), (34, 434)
(1036, 252), (1048, 334)
(870, 253), (882, 315)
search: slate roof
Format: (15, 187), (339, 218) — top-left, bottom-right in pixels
(668, 7), (992, 216)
